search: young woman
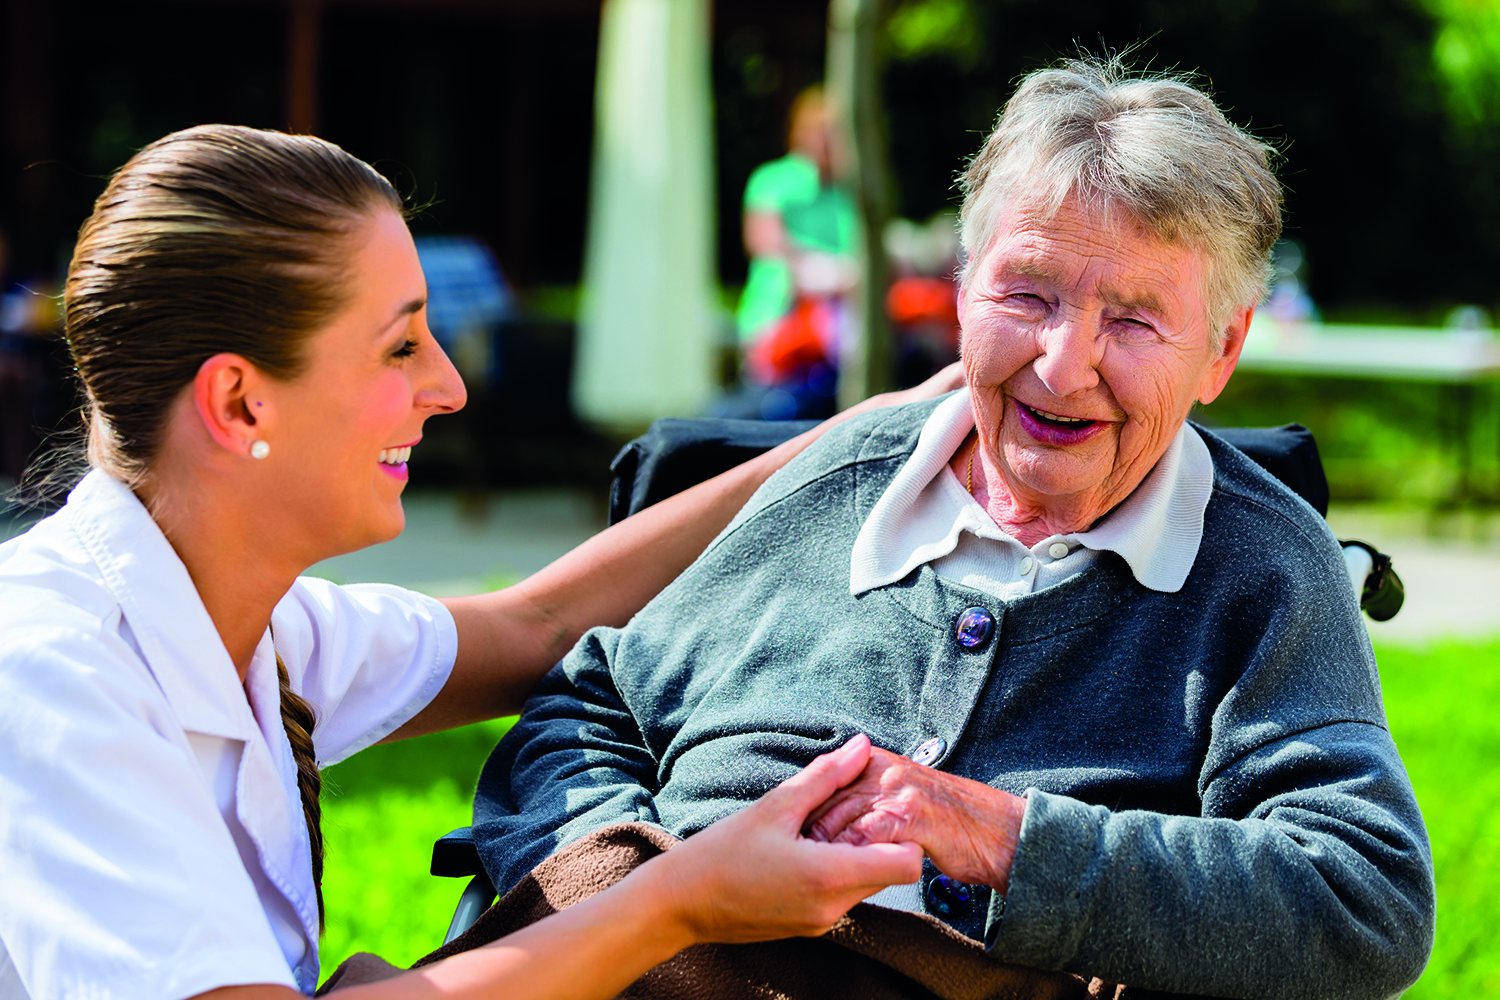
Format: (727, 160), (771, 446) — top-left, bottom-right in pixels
(0, 125), (941, 1000)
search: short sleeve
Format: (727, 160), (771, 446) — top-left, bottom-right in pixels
(743, 156), (817, 214)
(270, 579), (458, 766)
(0, 626), (296, 1000)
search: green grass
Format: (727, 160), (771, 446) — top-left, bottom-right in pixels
(319, 716), (514, 975)
(316, 641), (1500, 996)
(1377, 640), (1500, 999)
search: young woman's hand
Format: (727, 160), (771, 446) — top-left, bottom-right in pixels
(633, 734), (925, 947)
(835, 361), (965, 422)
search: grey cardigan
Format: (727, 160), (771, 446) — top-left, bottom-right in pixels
(474, 397), (1434, 999)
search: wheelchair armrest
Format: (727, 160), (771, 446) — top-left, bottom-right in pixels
(431, 826), (485, 878)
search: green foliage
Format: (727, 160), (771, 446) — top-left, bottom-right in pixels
(315, 643), (1499, 995)
(1428, 0), (1500, 130)
(1198, 372), (1500, 504)
(886, 0), (981, 67)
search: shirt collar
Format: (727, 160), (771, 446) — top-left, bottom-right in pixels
(849, 388), (1213, 596)
(62, 469), (258, 742)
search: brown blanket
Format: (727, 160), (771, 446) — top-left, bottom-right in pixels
(320, 822), (1142, 999)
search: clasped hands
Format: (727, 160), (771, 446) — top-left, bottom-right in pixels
(804, 740), (1027, 895)
(636, 733), (1027, 950)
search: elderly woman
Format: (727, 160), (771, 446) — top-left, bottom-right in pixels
(472, 59), (1434, 999)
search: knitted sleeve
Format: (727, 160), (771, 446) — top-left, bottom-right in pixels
(471, 626), (663, 896)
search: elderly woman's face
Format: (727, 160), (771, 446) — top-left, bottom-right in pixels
(960, 198), (1248, 519)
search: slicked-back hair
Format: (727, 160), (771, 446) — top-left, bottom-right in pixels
(959, 56), (1283, 344)
(66, 124), (402, 488)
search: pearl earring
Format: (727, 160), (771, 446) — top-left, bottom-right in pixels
(250, 440), (270, 460)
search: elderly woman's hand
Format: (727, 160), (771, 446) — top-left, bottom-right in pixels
(802, 745), (1027, 894)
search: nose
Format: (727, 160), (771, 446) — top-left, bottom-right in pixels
(1032, 317), (1101, 397)
(418, 337), (468, 415)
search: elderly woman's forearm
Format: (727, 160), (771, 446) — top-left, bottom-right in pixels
(991, 734), (1434, 999)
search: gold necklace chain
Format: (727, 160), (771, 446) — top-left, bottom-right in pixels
(966, 433), (978, 494)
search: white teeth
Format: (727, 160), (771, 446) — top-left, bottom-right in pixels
(379, 446), (412, 465)
(1033, 407), (1089, 424)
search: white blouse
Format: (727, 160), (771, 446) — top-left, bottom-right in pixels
(0, 471), (458, 999)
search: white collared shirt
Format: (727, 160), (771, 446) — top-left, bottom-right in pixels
(0, 471), (457, 999)
(850, 388), (1214, 601)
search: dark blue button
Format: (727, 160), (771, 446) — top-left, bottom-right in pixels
(925, 874), (973, 917)
(955, 607), (994, 649)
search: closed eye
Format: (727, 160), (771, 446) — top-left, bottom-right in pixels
(1109, 316), (1162, 343)
(392, 338), (419, 359)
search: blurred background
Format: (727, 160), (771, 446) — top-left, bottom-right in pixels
(4, 0), (1500, 500)
(2, 0), (1498, 995)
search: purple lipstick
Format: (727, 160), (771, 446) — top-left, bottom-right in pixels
(1014, 401), (1108, 446)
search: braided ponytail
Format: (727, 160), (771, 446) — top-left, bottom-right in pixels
(275, 652), (325, 931)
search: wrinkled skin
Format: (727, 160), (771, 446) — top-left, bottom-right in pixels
(805, 746), (1026, 892)
(954, 197), (1252, 546)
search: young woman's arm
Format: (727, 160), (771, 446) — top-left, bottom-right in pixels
(400, 365), (963, 736)
(193, 737), (921, 1000)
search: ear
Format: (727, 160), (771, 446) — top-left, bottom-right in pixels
(1195, 304), (1254, 406)
(192, 353), (271, 458)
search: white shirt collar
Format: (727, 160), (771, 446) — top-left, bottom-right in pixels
(63, 470), (260, 742)
(849, 388), (1214, 596)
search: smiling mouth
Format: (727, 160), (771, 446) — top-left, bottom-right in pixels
(1015, 402), (1108, 445)
(379, 445), (413, 466)
(1026, 405), (1094, 427)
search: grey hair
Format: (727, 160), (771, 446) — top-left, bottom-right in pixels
(958, 56), (1283, 346)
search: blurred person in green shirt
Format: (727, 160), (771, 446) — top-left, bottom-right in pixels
(737, 88), (859, 404)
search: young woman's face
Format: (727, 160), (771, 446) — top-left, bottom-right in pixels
(268, 208), (465, 558)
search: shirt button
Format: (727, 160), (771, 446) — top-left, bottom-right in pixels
(1048, 542), (1069, 559)
(925, 874), (973, 918)
(911, 737), (946, 766)
(1019, 556), (1035, 575)
(955, 606), (995, 649)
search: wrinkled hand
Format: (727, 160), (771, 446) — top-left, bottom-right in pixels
(803, 746), (1026, 893)
(640, 735), (924, 947)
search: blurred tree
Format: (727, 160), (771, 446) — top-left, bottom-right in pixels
(1427, 0), (1500, 272)
(878, 0), (1499, 322)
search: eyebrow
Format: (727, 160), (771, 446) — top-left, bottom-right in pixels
(999, 254), (1169, 316)
(392, 297), (426, 322)
(1003, 256), (1062, 283)
(1102, 288), (1167, 315)
(377, 297), (426, 336)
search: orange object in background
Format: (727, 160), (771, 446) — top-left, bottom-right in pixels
(887, 276), (957, 327)
(745, 297), (836, 384)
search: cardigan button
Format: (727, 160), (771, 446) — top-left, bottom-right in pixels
(955, 607), (994, 649)
(925, 874), (973, 918)
(1048, 541), (1070, 559)
(911, 737), (946, 766)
